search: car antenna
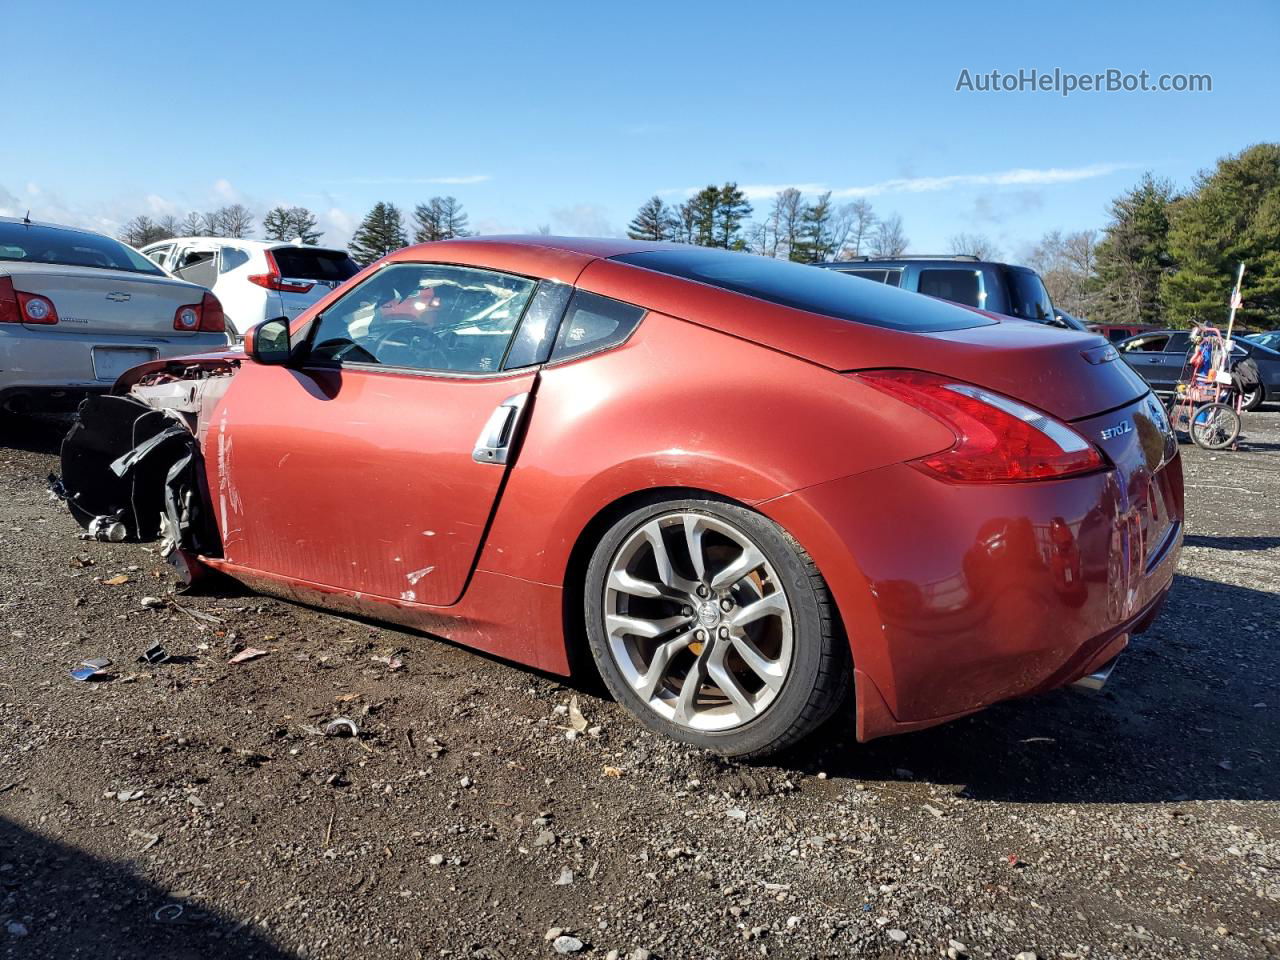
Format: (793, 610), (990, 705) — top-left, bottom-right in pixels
(22, 209), (32, 225)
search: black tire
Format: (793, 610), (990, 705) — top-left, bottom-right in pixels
(584, 496), (851, 758)
(1240, 386), (1264, 411)
(1190, 402), (1241, 450)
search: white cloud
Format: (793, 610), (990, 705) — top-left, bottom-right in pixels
(550, 203), (617, 237)
(666, 163), (1133, 202)
(322, 174), (492, 186)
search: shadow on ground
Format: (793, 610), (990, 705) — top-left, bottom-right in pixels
(0, 818), (296, 959)
(0, 413), (70, 456)
(776, 574), (1280, 805)
(1184, 534), (1280, 550)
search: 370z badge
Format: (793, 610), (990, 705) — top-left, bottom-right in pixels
(1100, 420), (1133, 440)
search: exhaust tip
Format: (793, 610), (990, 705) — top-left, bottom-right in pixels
(1072, 655), (1120, 692)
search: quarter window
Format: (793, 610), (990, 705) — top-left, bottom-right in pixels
(307, 263), (536, 374)
(550, 291), (645, 362)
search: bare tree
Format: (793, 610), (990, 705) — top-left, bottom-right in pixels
(179, 211), (205, 236)
(216, 204), (255, 238)
(947, 232), (1001, 260)
(833, 198), (876, 258)
(118, 216), (172, 248)
(769, 188), (807, 260)
(1025, 228), (1099, 318)
(869, 213), (908, 257)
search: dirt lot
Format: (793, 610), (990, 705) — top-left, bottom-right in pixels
(1, 406), (1277, 960)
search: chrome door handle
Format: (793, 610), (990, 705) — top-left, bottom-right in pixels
(472, 392), (530, 465)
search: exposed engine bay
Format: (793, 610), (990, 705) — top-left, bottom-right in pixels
(51, 356), (239, 569)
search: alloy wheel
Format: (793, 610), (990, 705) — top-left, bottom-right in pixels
(603, 511), (793, 732)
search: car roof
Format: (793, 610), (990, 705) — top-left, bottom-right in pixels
(0, 215), (113, 240)
(423, 235), (689, 258)
(820, 255), (1028, 271)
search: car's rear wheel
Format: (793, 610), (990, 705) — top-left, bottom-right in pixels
(584, 497), (850, 758)
(1240, 385), (1263, 411)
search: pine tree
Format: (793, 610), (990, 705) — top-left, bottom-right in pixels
(349, 202), (408, 265)
(1161, 144), (1280, 327)
(714, 183), (752, 249)
(1094, 173), (1176, 326)
(687, 186), (721, 246)
(627, 196), (676, 241)
(794, 191), (834, 262)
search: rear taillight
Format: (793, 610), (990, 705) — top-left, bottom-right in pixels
(1, 276), (59, 325)
(0, 276), (19, 324)
(173, 292), (226, 333)
(247, 250), (314, 294)
(856, 369), (1106, 483)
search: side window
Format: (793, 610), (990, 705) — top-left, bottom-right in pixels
(146, 244), (173, 267)
(918, 269), (984, 309)
(1165, 332), (1191, 352)
(1122, 335), (1170, 353)
(550, 291), (645, 363)
(308, 262), (536, 374)
(883, 269), (903, 287)
(839, 269), (890, 283)
(173, 249), (218, 288)
(220, 247), (251, 273)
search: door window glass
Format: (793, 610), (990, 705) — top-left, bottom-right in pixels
(308, 263), (535, 373)
(1122, 334), (1170, 353)
(146, 244), (173, 267)
(917, 269), (984, 308)
(173, 249), (218, 288)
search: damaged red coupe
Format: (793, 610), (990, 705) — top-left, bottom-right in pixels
(56, 237), (1183, 757)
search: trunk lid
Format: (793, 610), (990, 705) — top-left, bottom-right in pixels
(6, 263), (207, 337)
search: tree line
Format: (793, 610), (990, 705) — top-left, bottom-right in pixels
(118, 204), (320, 247)
(111, 143), (1279, 328)
(967, 144), (1280, 328)
(627, 186), (909, 261)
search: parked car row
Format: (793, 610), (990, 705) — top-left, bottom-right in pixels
(0, 217), (231, 413)
(1117, 327), (1280, 410)
(140, 238), (360, 336)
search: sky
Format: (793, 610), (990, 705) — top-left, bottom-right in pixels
(2, 0), (1277, 258)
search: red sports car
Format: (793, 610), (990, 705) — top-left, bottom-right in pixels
(58, 237), (1183, 757)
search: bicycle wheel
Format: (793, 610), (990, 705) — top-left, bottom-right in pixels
(1190, 402), (1240, 450)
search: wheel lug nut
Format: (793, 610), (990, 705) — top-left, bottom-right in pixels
(696, 584), (709, 598)
(718, 626), (729, 639)
(720, 598), (733, 611)
(681, 606), (692, 616)
(695, 629), (707, 642)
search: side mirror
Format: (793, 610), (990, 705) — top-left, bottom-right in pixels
(244, 316), (291, 365)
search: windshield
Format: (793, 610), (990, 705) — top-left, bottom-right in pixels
(1004, 268), (1055, 322)
(0, 222), (164, 275)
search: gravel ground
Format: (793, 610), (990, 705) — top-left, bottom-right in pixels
(1, 406), (1277, 960)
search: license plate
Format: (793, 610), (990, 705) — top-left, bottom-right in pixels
(92, 347), (157, 382)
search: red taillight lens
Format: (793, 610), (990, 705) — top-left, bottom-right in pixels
(247, 250), (314, 294)
(856, 369), (1106, 483)
(17, 291), (59, 325)
(173, 292), (226, 333)
(200, 291), (225, 333)
(0, 276), (19, 324)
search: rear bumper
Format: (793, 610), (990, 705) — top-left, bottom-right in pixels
(0, 327), (229, 411)
(763, 452), (1183, 742)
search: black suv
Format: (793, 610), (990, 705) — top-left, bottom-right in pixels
(817, 255), (1084, 330)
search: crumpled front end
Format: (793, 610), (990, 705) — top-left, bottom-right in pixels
(51, 355), (239, 573)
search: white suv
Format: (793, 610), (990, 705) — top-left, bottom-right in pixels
(141, 238), (361, 336)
